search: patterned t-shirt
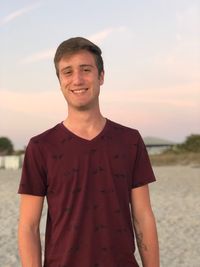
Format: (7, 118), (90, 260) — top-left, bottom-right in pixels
(18, 119), (156, 267)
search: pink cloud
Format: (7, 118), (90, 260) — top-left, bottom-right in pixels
(1, 83), (199, 148)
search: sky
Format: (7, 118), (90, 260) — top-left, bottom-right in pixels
(0, 0), (200, 149)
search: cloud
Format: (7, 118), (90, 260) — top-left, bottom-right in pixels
(1, 84), (199, 117)
(0, 2), (42, 26)
(20, 26), (127, 64)
(0, 89), (65, 118)
(20, 49), (55, 64)
(100, 85), (200, 109)
(88, 27), (126, 44)
(1, 84), (199, 147)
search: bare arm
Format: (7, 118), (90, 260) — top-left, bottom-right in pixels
(131, 185), (159, 267)
(18, 194), (44, 267)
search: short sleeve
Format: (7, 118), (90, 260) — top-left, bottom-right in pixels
(18, 139), (47, 196)
(132, 132), (156, 188)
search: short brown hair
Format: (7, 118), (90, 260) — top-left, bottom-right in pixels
(54, 37), (104, 78)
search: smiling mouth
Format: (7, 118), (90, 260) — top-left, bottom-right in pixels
(71, 88), (88, 94)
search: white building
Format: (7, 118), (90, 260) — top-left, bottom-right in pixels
(0, 155), (23, 170)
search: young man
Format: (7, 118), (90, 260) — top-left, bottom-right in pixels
(18, 37), (159, 267)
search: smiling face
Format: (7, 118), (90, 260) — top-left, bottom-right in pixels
(58, 50), (104, 111)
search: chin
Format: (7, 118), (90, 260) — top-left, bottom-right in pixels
(70, 98), (98, 111)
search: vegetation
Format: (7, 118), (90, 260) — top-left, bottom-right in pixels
(150, 134), (200, 166)
(175, 134), (200, 153)
(0, 137), (14, 155)
(150, 152), (200, 166)
(13, 149), (26, 155)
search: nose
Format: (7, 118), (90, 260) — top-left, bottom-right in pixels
(73, 70), (84, 85)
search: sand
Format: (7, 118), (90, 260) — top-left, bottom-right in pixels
(0, 165), (200, 267)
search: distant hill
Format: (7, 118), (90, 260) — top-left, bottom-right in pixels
(144, 136), (175, 146)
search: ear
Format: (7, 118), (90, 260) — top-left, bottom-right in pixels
(99, 71), (104, 86)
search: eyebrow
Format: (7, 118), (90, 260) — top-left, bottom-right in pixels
(80, 64), (94, 68)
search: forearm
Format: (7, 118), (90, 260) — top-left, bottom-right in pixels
(18, 224), (42, 267)
(134, 211), (159, 267)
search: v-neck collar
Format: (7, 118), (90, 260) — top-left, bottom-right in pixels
(60, 118), (109, 144)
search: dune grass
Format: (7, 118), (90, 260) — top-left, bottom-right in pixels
(150, 152), (200, 166)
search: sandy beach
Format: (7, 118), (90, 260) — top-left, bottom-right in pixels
(0, 165), (199, 267)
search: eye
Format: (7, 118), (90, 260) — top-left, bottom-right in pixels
(63, 70), (72, 76)
(83, 67), (91, 73)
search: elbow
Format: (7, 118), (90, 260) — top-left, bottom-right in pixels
(134, 208), (156, 226)
(18, 219), (40, 237)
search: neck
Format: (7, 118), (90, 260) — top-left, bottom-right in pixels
(63, 105), (106, 133)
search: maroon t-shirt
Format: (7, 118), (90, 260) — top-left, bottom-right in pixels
(18, 119), (156, 267)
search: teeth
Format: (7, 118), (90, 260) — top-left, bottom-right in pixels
(72, 89), (87, 94)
